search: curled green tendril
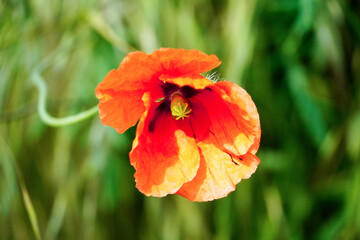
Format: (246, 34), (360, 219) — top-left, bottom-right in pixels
(31, 70), (98, 127)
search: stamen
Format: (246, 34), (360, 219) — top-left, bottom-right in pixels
(170, 93), (192, 120)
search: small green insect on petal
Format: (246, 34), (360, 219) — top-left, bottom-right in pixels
(156, 97), (165, 102)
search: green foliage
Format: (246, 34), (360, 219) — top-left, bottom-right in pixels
(1, 0), (360, 239)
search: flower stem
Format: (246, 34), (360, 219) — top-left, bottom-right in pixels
(31, 70), (98, 127)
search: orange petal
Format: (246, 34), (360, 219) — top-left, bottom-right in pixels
(215, 81), (261, 154)
(151, 48), (221, 76)
(188, 81), (260, 156)
(129, 93), (200, 197)
(177, 136), (260, 202)
(95, 52), (162, 133)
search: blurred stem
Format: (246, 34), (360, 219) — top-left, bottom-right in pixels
(18, 171), (42, 240)
(31, 70), (98, 127)
(87, 11), (137, 53)
(0, 136), (42, 240)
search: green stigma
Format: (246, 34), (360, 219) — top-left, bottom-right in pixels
(170, 93), (192, 120)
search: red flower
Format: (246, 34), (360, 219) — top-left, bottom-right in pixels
(95, 48), (261, 201)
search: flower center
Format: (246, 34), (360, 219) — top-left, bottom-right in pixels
(170, 92), (192, 120)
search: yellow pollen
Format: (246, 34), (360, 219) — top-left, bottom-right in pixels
(170, 93), (192, 120)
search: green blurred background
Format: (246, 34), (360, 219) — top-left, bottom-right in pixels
(1, 0), (360, 239)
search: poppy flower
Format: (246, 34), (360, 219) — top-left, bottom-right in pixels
(95, 48), (261, 202)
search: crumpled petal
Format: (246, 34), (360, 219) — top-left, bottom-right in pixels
(177, 135), (260, 202)
(214, 81), (261, 155)
(176, 81), (261, 201)
(129, 93), (201, 197)
(151, 48), (221, 76)
(188, 81), (260, 156)
(95, 52), (162, 133)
